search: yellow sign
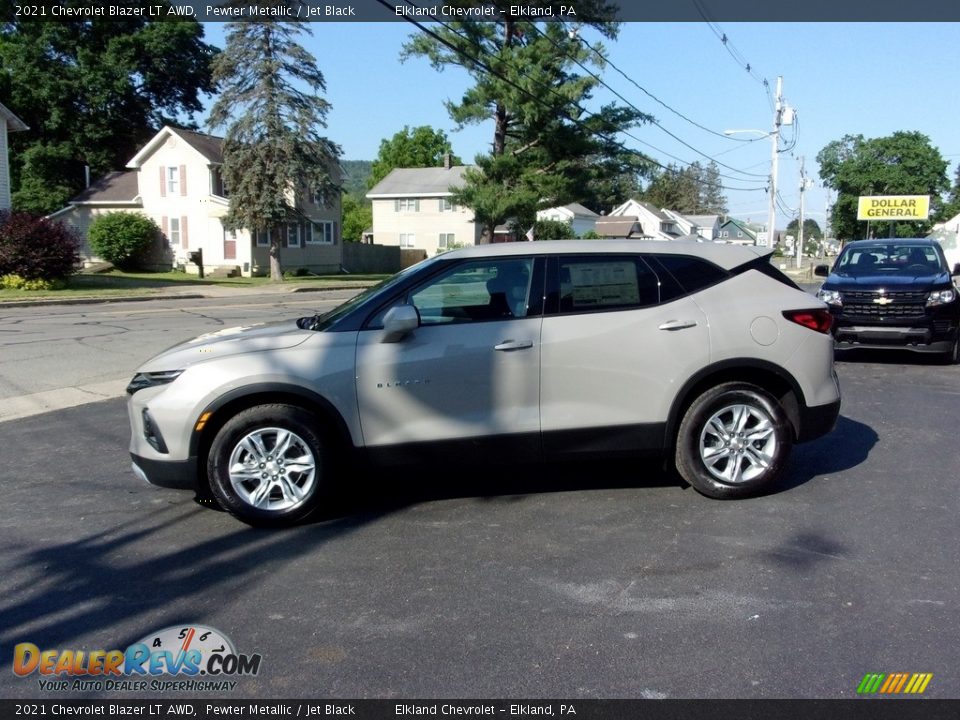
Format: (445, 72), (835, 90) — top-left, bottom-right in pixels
(857, 195), (930, 220)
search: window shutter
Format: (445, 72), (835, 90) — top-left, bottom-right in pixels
(181, 216), (189, 249)
(159, 168), (166, 198)
(162, 216), (168, 238)
(333, 222), (339, 245)
(179, 165), (187, 196)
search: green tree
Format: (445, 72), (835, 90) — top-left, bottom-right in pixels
(640, 161), (727, 214)
(0, 16), (217, 214)
(936, 165), (960, 222)
(532, 218), (573, 240)
(88, 212), (159, 270)
(369, 126), (460, 189)
(817, 132), (949, 240)
(208, 19), (341, 282)
(341, 193), (372, 243)
(402, 8), (648, 241)
(786, 218), (822, 242)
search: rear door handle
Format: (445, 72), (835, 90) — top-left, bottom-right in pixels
(658, 320), (698, 331)
(494, 340), (534, 351)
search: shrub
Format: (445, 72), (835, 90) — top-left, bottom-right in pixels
(1, 274), (67, 291)
(87, 212), (159, 269)
(580, 230), (601, 239)
(0, 210), (80, 281)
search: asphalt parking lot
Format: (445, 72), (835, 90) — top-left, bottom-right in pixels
(1, 348), (958, 700)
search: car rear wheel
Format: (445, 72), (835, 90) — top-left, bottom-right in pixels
(675, 383), (793, 499)
(207, 404), (327, 527)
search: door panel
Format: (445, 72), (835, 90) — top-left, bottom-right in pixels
(355, 257), (542, 453)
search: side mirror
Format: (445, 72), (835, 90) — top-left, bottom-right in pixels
(813, 264), (830, 277)
(952, 263), (960, 277)
(381, 304), (419, 343)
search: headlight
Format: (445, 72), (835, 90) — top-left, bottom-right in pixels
(126, 370), (184, 395)
(926, 288), (957, 307)
(817, 289), (842, 306)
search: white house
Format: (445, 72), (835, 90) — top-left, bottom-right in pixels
(536, 202), (599, 237)
(661, 210), (722, 241)
(49, 126), (342, 276)
(0, 102), (29, 211)
(366, 162), (482, 256)
(607, 199), (681, 240)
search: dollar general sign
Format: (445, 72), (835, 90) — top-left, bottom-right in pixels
(857, 195), (930, 220)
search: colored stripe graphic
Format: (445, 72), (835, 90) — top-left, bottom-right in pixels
(857, 673), (932, 694)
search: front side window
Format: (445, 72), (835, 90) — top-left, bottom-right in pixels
(555, 255), (659, 313)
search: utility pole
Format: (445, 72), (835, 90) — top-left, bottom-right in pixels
(796, 155), (812, 269)
(765, 76), (783, 252)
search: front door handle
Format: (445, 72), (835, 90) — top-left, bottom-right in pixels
(494, 339), (534, 351)
(658, 320), (698, 331)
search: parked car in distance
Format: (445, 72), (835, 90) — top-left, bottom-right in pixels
(815, 238), (960, 362)
(128, 240), (841, 526)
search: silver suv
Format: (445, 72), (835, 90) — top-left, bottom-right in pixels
(128, 240), (841, 526)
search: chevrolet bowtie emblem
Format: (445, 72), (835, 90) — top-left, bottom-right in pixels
(873, 297), (893, 305)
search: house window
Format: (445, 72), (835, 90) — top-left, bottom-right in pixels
(439, 233), (455, 249)
(400, 233), (415, 248)
(737, 231), (743, 238)
(169, 217), (180, 245)
(395, 198), (419, 212)
(287, 223), (301, 248)
(256, 229), (270, 247)
(440, 198), (455, 212)
(309, 221), (335, 245)
(167, 167), (179, 195)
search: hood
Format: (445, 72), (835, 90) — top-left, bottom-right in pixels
(825, 270), (950, 288)
(137, 319), (313, 372)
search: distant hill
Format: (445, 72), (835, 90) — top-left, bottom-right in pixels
(341, 160), (372, 198)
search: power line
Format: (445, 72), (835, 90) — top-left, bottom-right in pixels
(389, 6), (768, 193)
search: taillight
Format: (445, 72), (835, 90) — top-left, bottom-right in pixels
(783, 309), (833, 334)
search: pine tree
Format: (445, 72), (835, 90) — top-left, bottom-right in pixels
(208, 19), (340, 281)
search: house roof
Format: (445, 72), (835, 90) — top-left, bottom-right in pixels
(127, 125), (224, 168)
(611, 198), (670, 221)
(0, 101), (28, 132)
(595, 217), (650, 238)
(685, 214), (720, 226)
(561, 202), (599, 217)
(70, 171), (141, 204)
(366, 166), (471, 198)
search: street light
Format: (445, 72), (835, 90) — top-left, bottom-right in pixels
(725, 76), (785, 256)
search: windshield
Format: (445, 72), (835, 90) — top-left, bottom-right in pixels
(298, 260), (433, 331)
(834, 243), (946, 276)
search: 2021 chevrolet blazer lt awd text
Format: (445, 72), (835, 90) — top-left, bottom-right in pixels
(128, 240), (841, 526)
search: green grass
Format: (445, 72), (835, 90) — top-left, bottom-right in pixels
(0, 270), (388, 302)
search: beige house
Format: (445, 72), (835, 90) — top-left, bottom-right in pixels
(50, 126), (342, 276)
(366, 163), (482, 256)
(0, 102), (29, 211)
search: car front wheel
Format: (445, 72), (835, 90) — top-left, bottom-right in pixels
(675, 383), (793, 499)
(207, 404), (327, 527)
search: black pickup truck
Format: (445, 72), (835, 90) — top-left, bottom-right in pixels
(814, 238), (960, 362)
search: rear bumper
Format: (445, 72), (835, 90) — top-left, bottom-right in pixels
(131, 453), (197, 490)
(796, 397), (841, 443)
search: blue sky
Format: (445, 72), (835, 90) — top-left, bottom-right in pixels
(200, 21), (960, 233)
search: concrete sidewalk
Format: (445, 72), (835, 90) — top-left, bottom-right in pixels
(0, 279), (379, 309)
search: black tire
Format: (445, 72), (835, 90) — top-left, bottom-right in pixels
(941, 334), (959, 365)
(207, 404), (328, 527)
(675, 383), (793, 499)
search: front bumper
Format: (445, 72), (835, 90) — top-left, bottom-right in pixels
(832, 322), (957, 353)
(131, 453), (198, 490)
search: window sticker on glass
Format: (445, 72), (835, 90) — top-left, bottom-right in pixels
(566, 261), (640, 307)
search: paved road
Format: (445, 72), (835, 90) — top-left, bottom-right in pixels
(1, 353), (958, 700)
(0, 292), (358, 421)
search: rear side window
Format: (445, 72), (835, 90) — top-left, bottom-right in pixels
(649, 254), (729, 302)
(556, 255), (659, 313)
